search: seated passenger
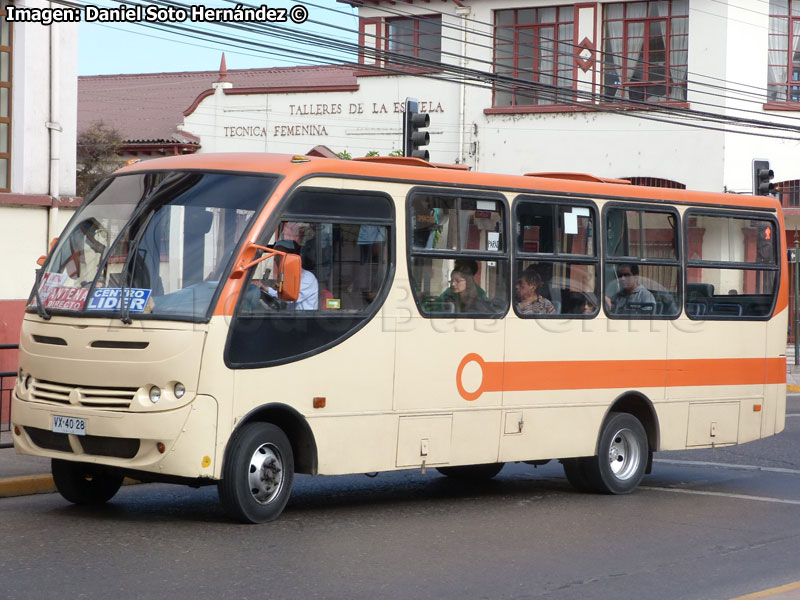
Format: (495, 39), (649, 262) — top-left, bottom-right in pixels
(605, 263), (655, 314)
(437, 259), (488, 304)
(575, 291), (598, 315)
(515, 270), (556, 315)
(441, 268), (491, 313)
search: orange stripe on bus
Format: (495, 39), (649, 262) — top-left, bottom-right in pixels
(456, 354), (786, 401)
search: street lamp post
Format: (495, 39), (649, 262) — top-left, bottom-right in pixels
(795, 229), (799, 365)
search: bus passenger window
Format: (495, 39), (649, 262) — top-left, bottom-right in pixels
(411, 257), (507, 315)
(408, 192), (508, 318)
(604, 207), (680, 318)
(684, 213), (779, 319)
(514, 198), (599, 318)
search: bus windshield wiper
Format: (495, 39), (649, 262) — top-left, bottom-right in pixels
(32, 268), (51, 320)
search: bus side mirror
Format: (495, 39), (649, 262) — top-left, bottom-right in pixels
(277, 254), (301, 302)
(36, 237), (59, 266)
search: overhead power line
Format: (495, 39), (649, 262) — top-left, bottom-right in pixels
(66, 0), (800, 141)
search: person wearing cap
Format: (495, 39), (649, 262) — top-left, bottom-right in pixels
(256, 239), (319, 310)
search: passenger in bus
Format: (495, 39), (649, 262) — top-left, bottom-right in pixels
(515, 269), (556, 315)
(443, 268), (491, 313)
(576, 291), (598, 315)
(605, 263), (655, 314)
(436, 259), (488, 304)
(257, 239), (319, 310)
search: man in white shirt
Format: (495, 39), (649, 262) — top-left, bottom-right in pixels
(260, 239), (319, 311)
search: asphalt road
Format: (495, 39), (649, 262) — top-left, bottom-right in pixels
(1, 399), (799, 600)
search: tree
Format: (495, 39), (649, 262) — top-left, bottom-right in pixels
(335, 149), (352, 160)
(76, 121), (123, 197)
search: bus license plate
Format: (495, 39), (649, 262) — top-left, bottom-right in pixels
(52, 415), (86, 436)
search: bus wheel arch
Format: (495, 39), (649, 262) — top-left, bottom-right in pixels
(603, 392), (660, 460)
(228, 403), (318, 476)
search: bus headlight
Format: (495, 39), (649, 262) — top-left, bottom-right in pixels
(149, 386), (161, 404)
(173, 382), (186, 399)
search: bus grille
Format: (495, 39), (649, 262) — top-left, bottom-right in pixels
(26, 427), (140, 459)
(30, 379), (138, 409)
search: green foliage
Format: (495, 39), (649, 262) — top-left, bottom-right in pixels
(76, 121), (124, 197)
(388, 149), (404, 157)
(365, 150), (380, 157)
(335, 149), (352, 160)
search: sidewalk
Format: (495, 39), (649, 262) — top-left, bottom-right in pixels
(3, 351), (800, 499)
(786, 346), (800, 392)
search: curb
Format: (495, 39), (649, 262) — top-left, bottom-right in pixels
(0, 474), (55, 498)
(0, 476), (141, 499)
(788, 385), (800, 392)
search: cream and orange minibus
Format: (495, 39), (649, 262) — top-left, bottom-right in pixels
(11, 153), (787, 523)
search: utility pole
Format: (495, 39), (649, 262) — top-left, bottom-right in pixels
(795, 228), (799, 365)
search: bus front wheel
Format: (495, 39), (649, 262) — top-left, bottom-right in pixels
(219, 422), (294, 524)
(579, 412), (648, 494)
(51, 459), (124, 505)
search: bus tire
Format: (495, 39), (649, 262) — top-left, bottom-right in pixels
(583, 412), (648, 494)
(436, 463), (504, 480)
(562, 458), (594, 493)
(219, 422), (294, 524)
(51, 459), (124, 505)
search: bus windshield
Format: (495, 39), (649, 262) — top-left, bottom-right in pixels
(29, 171), (276, 321)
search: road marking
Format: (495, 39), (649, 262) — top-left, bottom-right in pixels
(655, 458), (800, 476)
(786, 414), (800, 418)
(728, 579), (800, 599)
(641, 486), (800, 506)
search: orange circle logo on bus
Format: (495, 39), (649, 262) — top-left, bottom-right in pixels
(457, 353), (486, 401)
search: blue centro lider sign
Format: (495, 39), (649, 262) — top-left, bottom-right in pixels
(87, 288), (152, 313)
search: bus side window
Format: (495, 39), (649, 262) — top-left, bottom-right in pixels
(408, 191), (509, 318)
(685, 213), (779, 319)
(604, 206), (680, 319)
(514, 198), (599, 318)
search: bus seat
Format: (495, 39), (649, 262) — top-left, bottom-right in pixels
(687, 283), (714, 300)
(709, 302), (743, 317)
(422, 299), (455, 313)
(654, 291), (678, 316)
(686, 302), (707, 317)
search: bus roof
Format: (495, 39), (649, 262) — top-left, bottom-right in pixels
(117, 152), (781, 212)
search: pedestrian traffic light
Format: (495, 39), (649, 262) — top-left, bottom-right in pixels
(756, 222), (774, 264)
(403, 98), (430, 160)
(753, 159), (775, 196)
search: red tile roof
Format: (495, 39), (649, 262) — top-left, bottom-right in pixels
(78, 64), (359, 145)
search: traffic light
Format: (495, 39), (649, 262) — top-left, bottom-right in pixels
(753, 159), (775, 196)
(403, 98), (430, 160)
(756, 222), (775, 264)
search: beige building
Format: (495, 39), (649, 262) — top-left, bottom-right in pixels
(0, 0), (78, 371)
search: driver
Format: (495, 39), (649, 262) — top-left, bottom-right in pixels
(254, 239), (319, 311)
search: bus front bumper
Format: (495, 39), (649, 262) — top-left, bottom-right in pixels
(10, 393), (220, 480)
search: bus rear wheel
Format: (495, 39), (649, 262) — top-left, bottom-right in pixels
(51, 459), (124, 505)
(575, 412), (648, 494)
(219, 422), (294, 524)
(436, 463), (504, 480)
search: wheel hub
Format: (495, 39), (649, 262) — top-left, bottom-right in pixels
(607, 428), (641, 480)
(248, 443), (284, 505)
